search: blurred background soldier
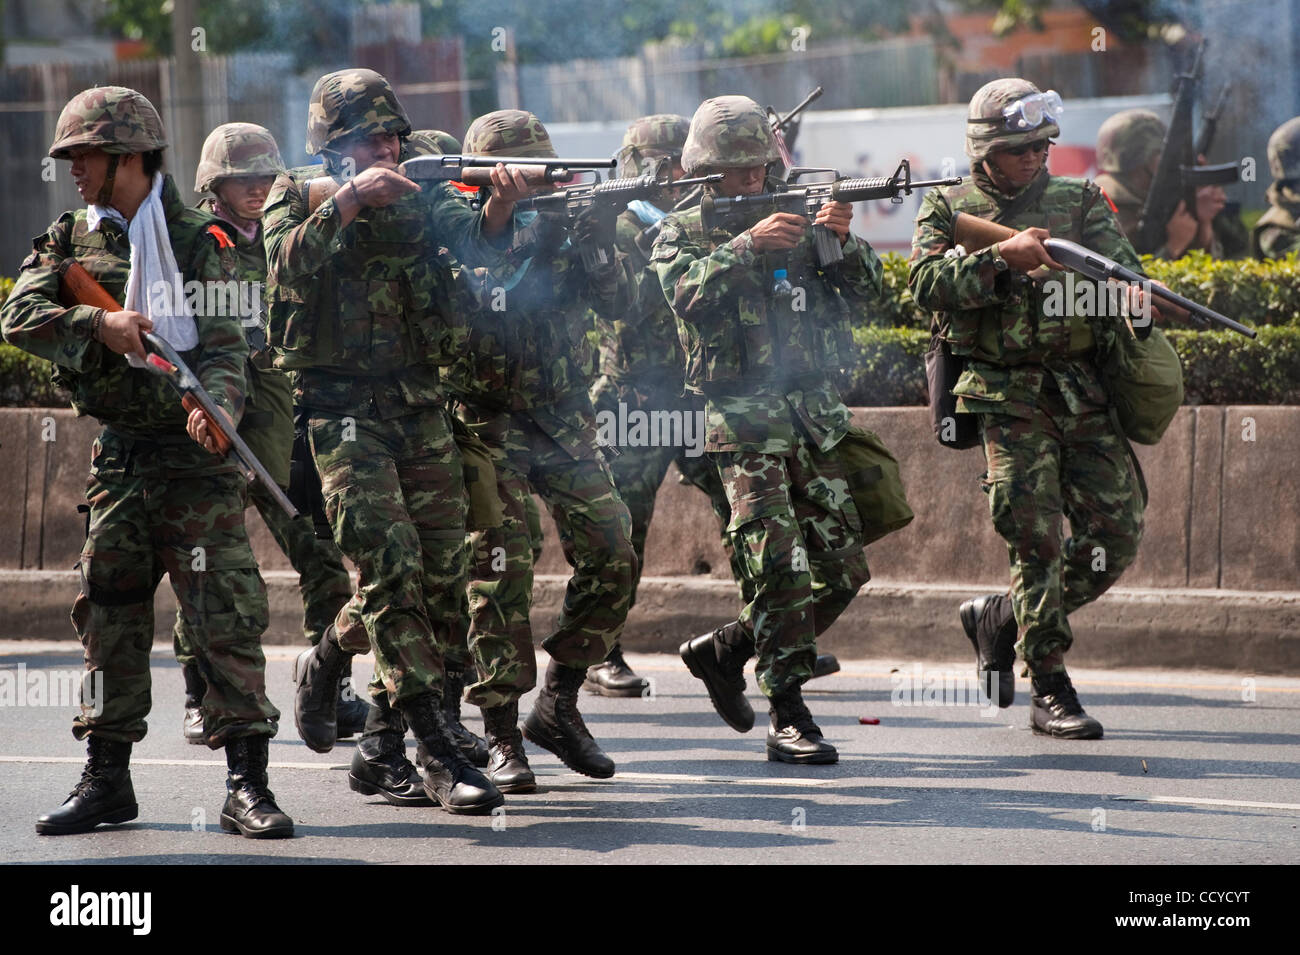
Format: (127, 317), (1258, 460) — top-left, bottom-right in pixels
(652, 95), (880, 764)
(1094, 108), (1248, 259)
(4, 86), (291, 837)
(445, 109), (636, 792)
(263, 69), (525, 814)
(176, 121), (363, 745)
(1253, 117), (1300, 259)
(911, 79), (1150, 739)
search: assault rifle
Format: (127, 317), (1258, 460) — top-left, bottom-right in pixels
(701, 159), (961, 266)
(514, 168), (722, 269)
(950, 212), (1257, 339)
(57, 258), (301, 516)
(767, 86), (823, 179)
(1134, 40), (1240, 254)
(303, 154), (616, 214)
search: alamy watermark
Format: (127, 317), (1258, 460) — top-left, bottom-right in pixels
(594, 401), (707, 458)
(0, 664), (104, 716)
(890, 663), (1002, 716)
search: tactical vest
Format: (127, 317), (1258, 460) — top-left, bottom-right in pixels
(934, 176), (1098, 366)
(1252, 202), (1300, 259)
(266, 173), (459, 377)
(659, 207), (855, 391)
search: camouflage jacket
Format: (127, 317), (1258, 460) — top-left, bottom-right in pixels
(1094, 171), (1249, 260)
(910, 168), (1142, 420)
(262, 161), (500, 417)
(2, 174), (248, 441)
(650, 200), (882, 453)
(196, 196), (269, 361)
(593, 206), (686, 395)
(1252, 184), (1300, 259)
(440, 209), (617, 413)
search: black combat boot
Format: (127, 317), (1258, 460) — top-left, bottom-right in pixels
(482, 701), (536, 793)
(349, 694), (431, 807)
(584, 643), (650, 697)
(1030, 672), (1104, 739)
(335, 659), (371, 740)
(811, 653), (841, 679)
(766, 686), (838, 764)
(959, 593), (1018, 708)
(291, 624), (352, 753)
(442, 666), (489, 767)
(220, 736), (294, 839)
(403, 693), (504, 814)
(35, 737), (138, 835)
(679, 622), (755, 732)
(523, 660), (615, 778)
(181, 662), (207, 744)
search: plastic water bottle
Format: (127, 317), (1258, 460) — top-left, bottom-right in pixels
(772, 268), (794, 304)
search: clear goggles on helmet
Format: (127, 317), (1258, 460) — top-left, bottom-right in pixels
(970, 90), (1063, 133)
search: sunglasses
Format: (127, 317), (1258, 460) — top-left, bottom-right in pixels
(1001, 140), (1051, 157)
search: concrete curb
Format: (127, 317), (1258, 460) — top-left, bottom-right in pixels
(5, 570), (1297, 675)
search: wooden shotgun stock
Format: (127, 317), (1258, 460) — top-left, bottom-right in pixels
(951, 211), (1018, 254)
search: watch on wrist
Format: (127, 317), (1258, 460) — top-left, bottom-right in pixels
(991, 243), (1009, 272)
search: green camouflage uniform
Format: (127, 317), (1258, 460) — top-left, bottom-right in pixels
(651, 97), (879, 698)
(262, 69), (502, 706)
(1253, 117), (1300, 259)
(910, 83), (1146, 673)
(2, 168), (279, 747)
(1094, 108), (1249, 259)
(443, 110), (636, 710)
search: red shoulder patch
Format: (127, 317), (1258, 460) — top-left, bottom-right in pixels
(1098, 188), (1118, 215)
(206, 223), (235, 249)
(450, 182), (479, 195)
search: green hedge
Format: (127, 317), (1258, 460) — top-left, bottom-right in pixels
(3, 255), (1300, 407)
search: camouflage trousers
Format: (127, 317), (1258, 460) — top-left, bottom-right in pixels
(458, 408), (635, 709)
(308, 406), (467, 705)
(714, 436), (871, 698)
(173, 477), (353, 671)
(676, 450), (753, 604)
(979, 386), (1145, 672)
(72, 430), (278, 748)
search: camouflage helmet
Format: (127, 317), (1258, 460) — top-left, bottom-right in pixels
(194, 122), (285, 193)
(463, 110), (556, 158)
(306, 68), (410, 157)
(49, 86), (168, 159)
(1095, 109), (1166, 174)
(1267, 116), (1300, 182)
(680, 96), (778, 174)
(408, 129), (462, 157)
(965, 78), (1060, 162)
(616, 114), (690, 178)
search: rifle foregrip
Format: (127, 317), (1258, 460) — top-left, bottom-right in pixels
(181, 393), (233, 455)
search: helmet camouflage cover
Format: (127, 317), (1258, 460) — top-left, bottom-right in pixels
(194, 122), (285, 193)
(463, 110), (556, 158)
(49, 85), (167, 159)
(407, 128), (463, 157)
(1095, 109), (1166, 174)
(617, 113), (690, 178)
(965, 78), (1060, 162)
(306, 68), (411, 156)
(1267, 116), (1300, 182)
(680, 96), (777, 174)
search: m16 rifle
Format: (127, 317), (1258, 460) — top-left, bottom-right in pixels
(701, 159), (961, 266)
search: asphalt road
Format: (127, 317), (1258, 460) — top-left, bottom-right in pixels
(3, 642), (1299, 865)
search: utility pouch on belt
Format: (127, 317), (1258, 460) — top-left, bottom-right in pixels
(925, 336), (981, 449)
(837, 426), (915, 545)
(1102, 325), (1184, 446)
(450, 415), (504, 530)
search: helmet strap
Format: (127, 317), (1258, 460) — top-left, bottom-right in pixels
(96, 154), (120, 208)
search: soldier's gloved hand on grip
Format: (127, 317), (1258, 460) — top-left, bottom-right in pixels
(98, 310), (153, 359)
(187, 405), (235, 456)
(813, 200), (853, 244)
(573, 203), (618, 253)
(995, 227), (1064, 272)
(748, 212), (809, 252)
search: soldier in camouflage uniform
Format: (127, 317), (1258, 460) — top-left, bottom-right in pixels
(174, 122), (364, 745)
(1094, 108), (1249, 259)
(442, 109), (636, 791)
(3, 86), (292, 837)
(263, 69), (528, 814)
(651, 96), (880, 763)
(910, 78), (1151, 738)
(1253, 117), (1300, 259)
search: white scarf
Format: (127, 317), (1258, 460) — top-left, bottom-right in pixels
(88, 172), (198, 365)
